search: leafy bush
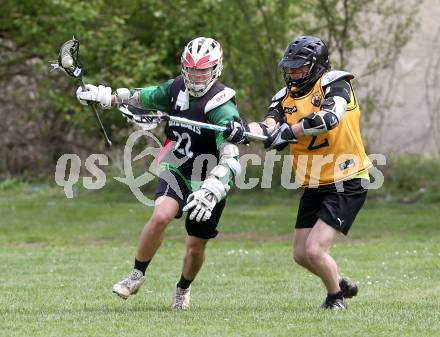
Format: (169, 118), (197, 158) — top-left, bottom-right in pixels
(377, 154), (440, 202)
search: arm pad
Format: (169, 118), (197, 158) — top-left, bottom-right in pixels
(302, 95), (348, 136)
(218, 143), (241, 177)
(302, 110), (338, 136)
(202, 143), (240, 200)
(321, 96), (347, 122)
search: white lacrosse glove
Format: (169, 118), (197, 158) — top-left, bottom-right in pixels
(183, 189), (216, 222)
(183, 177), (229, 222)
(76, 84), (112, 109)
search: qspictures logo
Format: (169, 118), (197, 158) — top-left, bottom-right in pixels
(54, 130), (386, 206)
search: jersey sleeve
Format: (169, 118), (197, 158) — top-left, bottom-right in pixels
(206, 100), (240, 149)
(137, 79), (174, 113)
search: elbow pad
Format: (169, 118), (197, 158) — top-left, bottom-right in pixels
(302, 96), (347, 136)
(322, 96), (347, 122)
(302, 111), (338, 136)
(302, 113), (329, 136)
(218, 143), (241, 177)
(203, 143), (240, 200)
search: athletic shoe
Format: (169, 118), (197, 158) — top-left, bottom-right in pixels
(171, 285), (191, 310)
(321, 296), (347, 310)
(112, 269), (145, 300)
(340, 278), (358, 298)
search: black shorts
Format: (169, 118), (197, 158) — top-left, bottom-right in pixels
(295, 178), (368, 235)
(155, 170), (226, 239)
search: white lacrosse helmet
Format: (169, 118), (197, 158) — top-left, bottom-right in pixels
(181, 37), (223, 97)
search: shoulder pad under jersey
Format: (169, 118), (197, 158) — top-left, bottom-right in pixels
(271, 87), (288, 102)
(268, 87), (288, 109)
(321, 70), (354, 87)
(204, 87), (236, 113)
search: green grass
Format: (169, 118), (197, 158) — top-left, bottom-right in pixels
(1, 184), (440, 337)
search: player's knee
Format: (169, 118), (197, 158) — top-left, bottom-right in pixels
(293, 249), (308, 266)
(150, 210), (173, 229)
(186, 242), (206, 258)
(305, 243), (323, 262)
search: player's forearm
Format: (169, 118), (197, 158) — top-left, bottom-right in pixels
(247, 117), (278, 135)
(247, 122), (263, 134)
(252, 118), (303, 140)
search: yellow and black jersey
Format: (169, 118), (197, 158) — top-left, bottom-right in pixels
(270, 71), (372, 187)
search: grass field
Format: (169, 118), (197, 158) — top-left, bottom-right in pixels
(1, 184), (440, 337)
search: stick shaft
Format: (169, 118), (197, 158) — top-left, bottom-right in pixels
(117, 105), (267, 141)
(80, 79), (112, 147)
(167, 115), (267, 141)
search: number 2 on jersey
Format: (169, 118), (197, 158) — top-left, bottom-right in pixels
(307, 136), (329, 151)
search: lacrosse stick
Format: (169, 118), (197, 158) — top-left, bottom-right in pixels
(50, 38), (112, 147)
(118, 104), (268, 141)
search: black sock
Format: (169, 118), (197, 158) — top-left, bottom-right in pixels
(134, 258), (150, 275)
(327, 290), (344, 301)
(177, 274), (193, 289)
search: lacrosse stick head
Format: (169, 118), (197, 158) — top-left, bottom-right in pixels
(52, 38), (84, 79)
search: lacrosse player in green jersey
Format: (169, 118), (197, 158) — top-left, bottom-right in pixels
(76, 37), (242, 310)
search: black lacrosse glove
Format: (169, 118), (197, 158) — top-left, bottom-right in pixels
(223, 118), (250, 144)
(264, 123), (297, 151)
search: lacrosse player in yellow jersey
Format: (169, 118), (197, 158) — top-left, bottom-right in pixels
(224, 36), (372, 309)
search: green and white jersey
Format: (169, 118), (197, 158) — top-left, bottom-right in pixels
(134, 75), (240, 190)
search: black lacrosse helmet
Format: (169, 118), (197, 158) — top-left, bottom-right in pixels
(279, 36), (330, 94)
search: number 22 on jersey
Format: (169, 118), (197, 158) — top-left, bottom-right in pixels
(172, 131), (194, 158)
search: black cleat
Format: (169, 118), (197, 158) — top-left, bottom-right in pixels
(321, 297), (347, 310)
(339, 278), (358, 299)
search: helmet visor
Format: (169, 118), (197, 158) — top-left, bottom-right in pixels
(278, 56), (310, 70)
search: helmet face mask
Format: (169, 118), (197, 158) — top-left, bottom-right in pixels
(279, 36), (330, 94)
(181, 65), (218, 96)
(282, 63), (313, 93)
(283, 64), (311, 82)
(181, 37), (223, 97)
